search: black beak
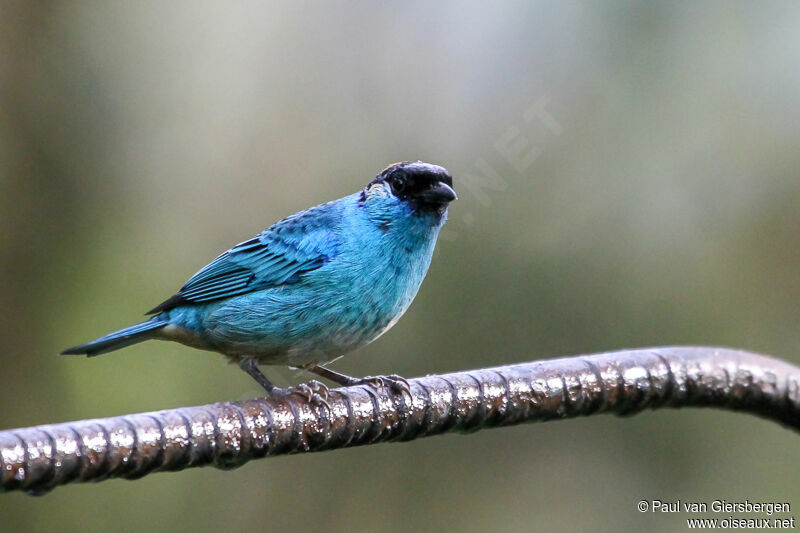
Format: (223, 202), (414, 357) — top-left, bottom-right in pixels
(418, 181), (457, 205)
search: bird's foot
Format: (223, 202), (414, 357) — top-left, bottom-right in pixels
(271, 380), (331, 413)
(346, 374), (411, 396)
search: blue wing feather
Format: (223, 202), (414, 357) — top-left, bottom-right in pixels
(146, 202), (341, 314)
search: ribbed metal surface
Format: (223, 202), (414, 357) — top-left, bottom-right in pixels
(2, 347), (798, 494)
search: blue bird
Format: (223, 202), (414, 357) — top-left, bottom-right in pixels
(62, 161), (456, 401)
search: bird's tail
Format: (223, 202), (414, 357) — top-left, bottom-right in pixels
(60, 318), (169, 357)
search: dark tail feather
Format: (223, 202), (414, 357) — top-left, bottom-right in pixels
(60, 319), (168, 357)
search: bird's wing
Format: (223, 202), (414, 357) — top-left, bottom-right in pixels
(146, 206), (340, 314)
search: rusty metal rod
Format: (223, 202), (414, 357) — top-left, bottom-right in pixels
(2, 346), (799, 494)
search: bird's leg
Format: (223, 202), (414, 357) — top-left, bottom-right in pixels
(305, 365), (411, 396)
(303, 365), (354, 385)
(239, 358), (330, 411)
(239, 357), (281, 393)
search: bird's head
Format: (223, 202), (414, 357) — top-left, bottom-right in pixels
(361, 161), (456, 225)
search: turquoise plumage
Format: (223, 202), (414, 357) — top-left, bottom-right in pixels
(62, 161), (456, 399)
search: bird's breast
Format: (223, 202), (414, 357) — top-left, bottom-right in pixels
(196, 216), (442, 365)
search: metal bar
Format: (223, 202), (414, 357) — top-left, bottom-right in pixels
(2, 346), (798, 494)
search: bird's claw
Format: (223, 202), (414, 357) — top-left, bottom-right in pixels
(272, 381), (331, 415)
(294, 380), (330, 402)
(348, 374), (411, 397)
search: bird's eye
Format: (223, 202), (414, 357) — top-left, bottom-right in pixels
(393, 177), (407, 193)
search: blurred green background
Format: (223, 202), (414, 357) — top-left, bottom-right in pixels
(2, 1), (800, 531)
